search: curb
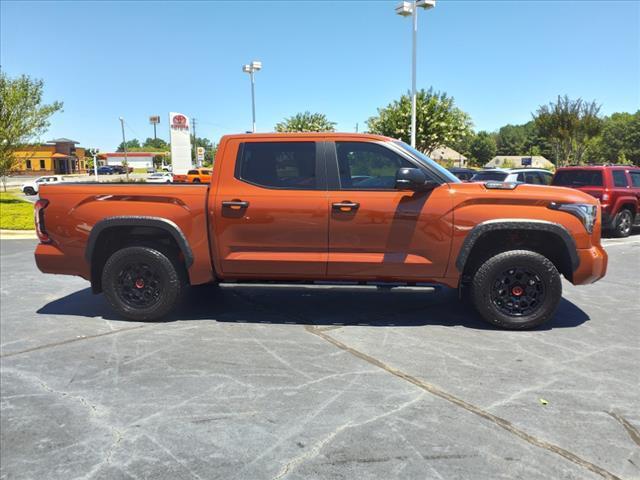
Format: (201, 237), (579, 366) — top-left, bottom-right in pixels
(0, 230), (38, 240)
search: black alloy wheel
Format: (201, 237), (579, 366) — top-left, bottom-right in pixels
(115, 262), (163, 309)
(490, 266), (545, 317)
(471, 250), (562, 330)
(102, 246), (185, 321)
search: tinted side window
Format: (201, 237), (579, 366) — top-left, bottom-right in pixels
(336, 142), (413, 190)
(612, 170), (628, 187)
(188, 170), (198, 175)
(552, 170), (603, 187)
(630, 172), (640, 187)
(238, 142), (317, 190)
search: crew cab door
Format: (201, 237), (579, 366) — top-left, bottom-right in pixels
(213, 140), (329, 278)
(326, 141), (453, 280)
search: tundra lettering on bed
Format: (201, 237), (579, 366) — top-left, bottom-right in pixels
(34, 133), (607, 329)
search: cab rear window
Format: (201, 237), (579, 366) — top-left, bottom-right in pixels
(552, 170), (603, 187)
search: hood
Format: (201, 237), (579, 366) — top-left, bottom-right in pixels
(450, 182), (599, 206)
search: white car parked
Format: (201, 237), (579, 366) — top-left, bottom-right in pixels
(22, 175), (64, 195)
(470, 168), (553, 185)
(146, 172), (173, 183)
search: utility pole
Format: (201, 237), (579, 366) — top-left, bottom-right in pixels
(192, 117), (198, 167)
(119, 117), (130, 182)
(355, 123), (359, 133)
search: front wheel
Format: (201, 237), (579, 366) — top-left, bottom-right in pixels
(470, 250), (562, 330)
(102, 246), (185, 321)
(23, 187), (36, 196)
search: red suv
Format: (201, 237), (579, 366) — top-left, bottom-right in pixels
(552, 165), (640, 237)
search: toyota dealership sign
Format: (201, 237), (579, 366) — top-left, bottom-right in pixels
(169, 112), (192, 174)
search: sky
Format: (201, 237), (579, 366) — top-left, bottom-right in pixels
(1, 0), (639, 151)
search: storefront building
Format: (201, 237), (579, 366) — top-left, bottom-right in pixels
(13, 138), (87, 175)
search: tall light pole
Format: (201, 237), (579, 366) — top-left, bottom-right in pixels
(242, 60), (262, 133)
(395, 0), (436, 148)
(119, 117), (130, 182)
(90, 148), (99, 181)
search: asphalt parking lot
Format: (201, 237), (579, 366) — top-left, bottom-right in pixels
(1, 238), (639, 480)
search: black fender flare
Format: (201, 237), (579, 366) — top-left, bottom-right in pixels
(85, 216), (194, 267)
(455, 219), (579, 273)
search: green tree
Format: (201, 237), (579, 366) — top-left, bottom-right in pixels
(367, 88), (472, 155)
(117, 139), (141, 152)
(534, 95), (602, 166)
(0, 72), (63, 190)
(469, 131), (497, 166)
(597, 111), (640, 165)
(143, 137), (169, 150)
(275, 111), (336, 132)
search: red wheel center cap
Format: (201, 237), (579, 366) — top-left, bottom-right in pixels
(511, 285), (524, 296)
(135, 278), (145, 289)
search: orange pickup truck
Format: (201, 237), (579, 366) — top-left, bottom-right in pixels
(172, 168), (212, 183)
(34, 133), (607, 329)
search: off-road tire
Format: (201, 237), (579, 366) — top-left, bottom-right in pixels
(612, 209), (633, 238)
(471, 250), (562, 330)
(102, 246), (185, 321)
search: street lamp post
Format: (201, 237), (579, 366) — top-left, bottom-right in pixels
(119, 117), (130, 182)
(242, 60), (262, 133)
(395, 0), (436, 148)
(90, 148), (99, 181)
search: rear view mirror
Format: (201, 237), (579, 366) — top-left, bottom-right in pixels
(395, 168), (435, 191)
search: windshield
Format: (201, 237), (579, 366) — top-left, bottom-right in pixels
(392, 141), (461, 183)
(471, 171), (508, 182)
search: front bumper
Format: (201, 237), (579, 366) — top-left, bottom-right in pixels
(572, 245), (608, 285)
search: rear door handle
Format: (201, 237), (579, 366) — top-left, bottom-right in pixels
(332, 201), (360, 212)
(222, 200), (249, 210)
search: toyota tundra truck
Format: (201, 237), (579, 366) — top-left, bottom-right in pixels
(34, 133), (608, 329)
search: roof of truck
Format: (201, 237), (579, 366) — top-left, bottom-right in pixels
(220, 132), (394, 141)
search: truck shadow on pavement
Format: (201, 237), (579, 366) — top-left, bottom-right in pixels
(37, 284), (590, 331)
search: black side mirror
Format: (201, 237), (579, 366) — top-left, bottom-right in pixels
(395, 168), (435, 191)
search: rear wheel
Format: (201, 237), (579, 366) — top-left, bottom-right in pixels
(612, 209), (633, 238)
(470, 250), (562, 330)
(192, 178), (201, 183)
(102, 246), (185, 321)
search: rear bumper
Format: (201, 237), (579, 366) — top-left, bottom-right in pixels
(35, 243), (88, 279)
(572, 245), (608, 285)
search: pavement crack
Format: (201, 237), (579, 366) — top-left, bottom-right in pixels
(0, 324), (151, 358)
(304, 325), (622, 480)
(608, 411), (640, 447)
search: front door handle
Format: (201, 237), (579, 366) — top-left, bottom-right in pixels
(332, 201), (360, 212)
(222, 200), (249, 210)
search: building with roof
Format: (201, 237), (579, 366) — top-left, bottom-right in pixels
(486, 155), (554, 170)
(428, 146), (468, 167)
(13, 139), (87, 175)
(99, 152), (163, 170)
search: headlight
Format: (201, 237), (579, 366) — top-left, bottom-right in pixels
(549, 202), (597, 234)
